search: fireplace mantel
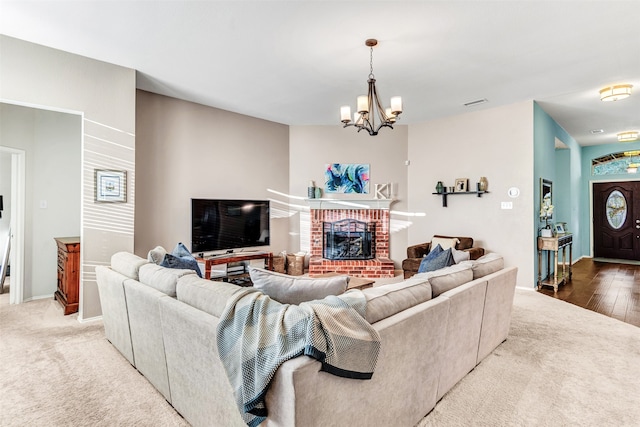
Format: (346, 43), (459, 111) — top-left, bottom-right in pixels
(306, 198), (394, 210)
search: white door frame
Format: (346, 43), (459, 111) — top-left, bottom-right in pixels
(0, 146), (25, 304)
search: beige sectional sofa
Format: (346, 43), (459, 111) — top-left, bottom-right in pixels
(96, 251), (517, 427)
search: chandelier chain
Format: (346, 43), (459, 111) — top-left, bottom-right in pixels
(369, 46), (374, 79)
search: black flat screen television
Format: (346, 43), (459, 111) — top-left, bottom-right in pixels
(191, 199), (270, 253)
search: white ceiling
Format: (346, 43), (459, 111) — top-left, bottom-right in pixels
(1, 1), (639, 146)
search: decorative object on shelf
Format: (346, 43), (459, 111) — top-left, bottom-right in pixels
(314, 187), (322, 199)
(339, 39), (402, 136)
(554, 223), (566, 235)
(448, 186), (455, 193)
(454, 178), (468, 192)
(599, 84), (632, 102)
(324, 163), (370, 194)
(540, 190), (554, 232)
(540, 228), (553, 237)
(435, 181), (444, 194)
(308, 181), (316, 199)
(478, 176), (488, 192)
(95, 169), (127, 203)
(374, 183), (391, 199)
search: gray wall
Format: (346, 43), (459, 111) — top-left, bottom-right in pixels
(134, 90), (290, 257)
(0, 35), (136, 319)
(0, 104), (81, 300)
(408, 101), (535, 287)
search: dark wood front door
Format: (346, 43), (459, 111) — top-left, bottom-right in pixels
(593, 181), (640, 260)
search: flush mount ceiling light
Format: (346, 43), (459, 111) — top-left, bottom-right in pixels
(599, 84), (633, 102)
(618, 131), (639, 142)
(340, 39), (402, 136)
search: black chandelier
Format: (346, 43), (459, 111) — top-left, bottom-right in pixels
(340, 39), (403, 136)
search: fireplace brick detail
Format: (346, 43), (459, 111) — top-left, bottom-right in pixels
(309, 208), (394, 278)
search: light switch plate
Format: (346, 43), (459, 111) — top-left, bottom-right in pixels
(501, 201), (513, 209)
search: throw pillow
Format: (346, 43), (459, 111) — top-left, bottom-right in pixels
(172, 242), (192, 258)
(147, 246), (167, 265)
(159, 243), (203, 277)
(430, 236), (460, 251)
(249, 267), (349, 305)
(418, 248), (454, 273)
(160, 253), (202, 277)
(418, 244), (443, 273)
(451, 247), (470, 264)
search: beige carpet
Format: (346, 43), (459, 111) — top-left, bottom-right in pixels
(1, 287), (639, 427)
(419, 289), (640, 427)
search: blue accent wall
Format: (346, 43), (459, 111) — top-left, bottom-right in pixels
(533, 102), (581, 286)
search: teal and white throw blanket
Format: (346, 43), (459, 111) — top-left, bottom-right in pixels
(216, 288), (381, 427)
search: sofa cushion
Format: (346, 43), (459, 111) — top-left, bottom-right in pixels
(418, 247), (454, 273)
(249, 267), (349, 305)
(430, 236), (460, 250)
(461, 252), (504, 279)
(415, 263), (474, 297)
(176, 274), (243, 317)
(110, 252), (149, 280)
(362, 276), (432, 324)
(147, 246), (167, 265)
(139, 263), (197, 297)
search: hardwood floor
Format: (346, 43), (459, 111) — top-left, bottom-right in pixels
(537, 257), (640, 328)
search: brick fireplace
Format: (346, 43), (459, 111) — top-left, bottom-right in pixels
(308, 199), (395, 278)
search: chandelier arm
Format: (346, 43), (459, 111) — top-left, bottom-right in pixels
(370, 79), (390, 124)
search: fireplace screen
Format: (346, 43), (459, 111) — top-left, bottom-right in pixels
(323, 219), (374, 260)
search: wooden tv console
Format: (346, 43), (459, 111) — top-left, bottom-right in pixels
(195, 251), (273, 280)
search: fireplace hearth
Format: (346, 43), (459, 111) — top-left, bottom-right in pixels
(323, 219), (374, 260)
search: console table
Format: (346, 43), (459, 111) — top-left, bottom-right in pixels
(196, 251), (273, 280)
(537, 234), (572, 292)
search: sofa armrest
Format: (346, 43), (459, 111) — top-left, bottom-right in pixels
(407, 242), (431, 258)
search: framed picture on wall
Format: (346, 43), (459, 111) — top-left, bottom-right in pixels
(95, 169), (127, 203)
(454, 178), (468, 192)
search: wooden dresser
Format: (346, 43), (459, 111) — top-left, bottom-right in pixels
(54, 237), (80, 315)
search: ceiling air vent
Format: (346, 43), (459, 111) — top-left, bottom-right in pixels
(464, 98), (488, 107)
(591, 129), (604, 134)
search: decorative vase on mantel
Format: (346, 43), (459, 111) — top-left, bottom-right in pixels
(435, 181), (444, 194)
(478, 177), (488, 192)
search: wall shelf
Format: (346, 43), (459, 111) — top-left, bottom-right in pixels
(432, 191), (489, 207)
